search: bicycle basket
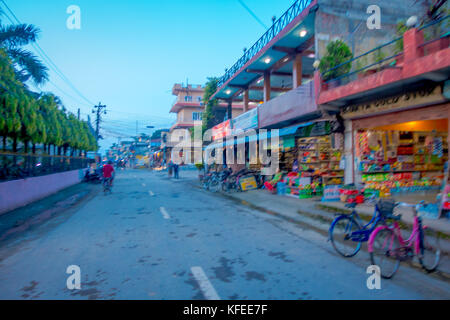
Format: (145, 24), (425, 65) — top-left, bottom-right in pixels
(377, 198), (396, 217)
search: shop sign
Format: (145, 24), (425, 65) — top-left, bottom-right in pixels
(239, 176), (258, 191)
(212, 120), (231, 141)
(342, 85), (445, 119)
(321, 185), (342, 202)
(232, 108), (258, 134)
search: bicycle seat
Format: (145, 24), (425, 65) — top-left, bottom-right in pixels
(345, 203), (357, 209)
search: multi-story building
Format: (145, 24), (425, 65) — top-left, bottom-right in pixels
(170, 83), (244, 132)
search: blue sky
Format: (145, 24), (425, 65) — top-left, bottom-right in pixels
(4, 0), (294, 151)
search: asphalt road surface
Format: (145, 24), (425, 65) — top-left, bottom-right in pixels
(0, 169), (449, 299)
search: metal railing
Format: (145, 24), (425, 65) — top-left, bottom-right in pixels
(217, 0), (313, 89)
(321, 15), (450, 87)
(0, 153), (93, 182)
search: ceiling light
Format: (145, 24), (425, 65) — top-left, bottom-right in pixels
(225, 90), (231, 95)
(264, 57), (271, 64)
(308, 53), (315, 58)
(300, 29), (307, 37)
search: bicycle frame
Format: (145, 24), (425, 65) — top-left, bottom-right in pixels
(368, 216), (424, 255)
(330, 205), (382, 243)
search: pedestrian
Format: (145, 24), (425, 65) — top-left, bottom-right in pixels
(174, 163), (179, 179)
(168, 160), (173, 178)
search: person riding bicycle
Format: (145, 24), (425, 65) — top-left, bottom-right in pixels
(102, 160), (115, 187)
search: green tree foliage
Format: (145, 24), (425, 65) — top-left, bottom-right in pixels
(202, 77), (221, 133)
(319, 40), (353, 81)
(0, 50), (97, 154)
(0, 11), (49, 85)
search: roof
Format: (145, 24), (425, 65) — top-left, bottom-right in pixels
(211, 0), (318, 103)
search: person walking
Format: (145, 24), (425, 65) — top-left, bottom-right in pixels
(174, 163), (179, 179)
(168, 160), (173, 178)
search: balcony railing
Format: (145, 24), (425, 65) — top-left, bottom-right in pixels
(0, 153), (93, 182)
(320, 15), (450, 88)
(217, 0), (313, 88)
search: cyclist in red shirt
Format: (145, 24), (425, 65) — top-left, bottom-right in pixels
(102, 161), (115, 187)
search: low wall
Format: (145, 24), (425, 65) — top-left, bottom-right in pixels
(0, 169), (84, 215)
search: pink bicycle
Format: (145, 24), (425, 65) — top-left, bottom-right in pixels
(368, 201), (441, 279)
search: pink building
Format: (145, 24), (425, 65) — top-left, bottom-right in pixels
(170, 83), (244, 132)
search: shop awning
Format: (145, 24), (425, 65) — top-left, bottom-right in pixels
(279, 122), (315, 137)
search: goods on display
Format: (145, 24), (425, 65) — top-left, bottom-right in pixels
(356, 130), (447, 198)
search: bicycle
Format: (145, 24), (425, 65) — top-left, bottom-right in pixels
(329, 195), (390, 258)
(368, 201), (441, 279)
(103, 177), (113, 195)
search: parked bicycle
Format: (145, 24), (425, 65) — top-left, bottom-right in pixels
(329, 195), (388, 258)
(368, 201), (441, 279)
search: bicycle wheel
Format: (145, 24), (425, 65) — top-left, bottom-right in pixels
(329, 216), (362, 258)
(209, 179), (220, 192)
(370, 228), (400, 279)
(419, 228), (441, 273)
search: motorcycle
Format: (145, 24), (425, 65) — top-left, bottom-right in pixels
(82, 169), (102, 184)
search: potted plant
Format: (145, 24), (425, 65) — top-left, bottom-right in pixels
(319, 40), (353, 88)
(195, 162), (204, 180)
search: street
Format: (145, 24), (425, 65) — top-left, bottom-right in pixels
(0, 169), (449, 300)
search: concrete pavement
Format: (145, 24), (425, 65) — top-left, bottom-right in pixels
(0, 169), (449, 299)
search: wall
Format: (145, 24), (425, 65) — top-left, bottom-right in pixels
(177, 107), (204, 123)
(315, 0), (426, 59)
(0, 169), (84, 215)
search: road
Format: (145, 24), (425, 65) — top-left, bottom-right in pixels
(0, 169), (449, 300)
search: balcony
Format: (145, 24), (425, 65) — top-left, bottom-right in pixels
(258, 80), (318, 128)
(318, 15), (450, 106)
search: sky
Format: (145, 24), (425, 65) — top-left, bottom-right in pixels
(4, 0), (294, 152)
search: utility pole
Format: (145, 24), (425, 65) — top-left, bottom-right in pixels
(92, 102), (107, 141)
(77, 108), (80, 120)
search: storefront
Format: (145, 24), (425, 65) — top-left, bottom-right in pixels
(279, 120), (345, 184)
(343, 83), (449, 209)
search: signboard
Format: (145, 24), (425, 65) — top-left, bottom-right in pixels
(232, 108), (258, 134)
(342, 85), (445, 119)
(321, 185), (342, 202)
(239, 176), (258, 191)
(212, 120), (231, 141)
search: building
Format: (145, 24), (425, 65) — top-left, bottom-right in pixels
(170, 83), (245, 132)
(206, 0), (446, 186)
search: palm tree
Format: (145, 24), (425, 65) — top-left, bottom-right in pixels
(0, 10), (49, 85)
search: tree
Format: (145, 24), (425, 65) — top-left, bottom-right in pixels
(202, 77), (222, 133)
(0, 11), (49, 85)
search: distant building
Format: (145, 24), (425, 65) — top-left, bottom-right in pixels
(169, 83), (244, 132)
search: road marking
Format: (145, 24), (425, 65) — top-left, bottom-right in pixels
(149, 190), (155, 196)
(160, 207), (170, 219)
(190, 266), (221, 300)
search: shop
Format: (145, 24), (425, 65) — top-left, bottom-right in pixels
(269, 120), (345, 198)
(343, 83), (449, 212)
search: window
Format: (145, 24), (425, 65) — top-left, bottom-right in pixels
(185, 95), (192, 102)
(197, 96), (202, 102)
(192, 112), (203, 121)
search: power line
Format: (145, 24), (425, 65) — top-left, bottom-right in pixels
(0, 0), (96, 107)
(237, 0), (268, 29)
